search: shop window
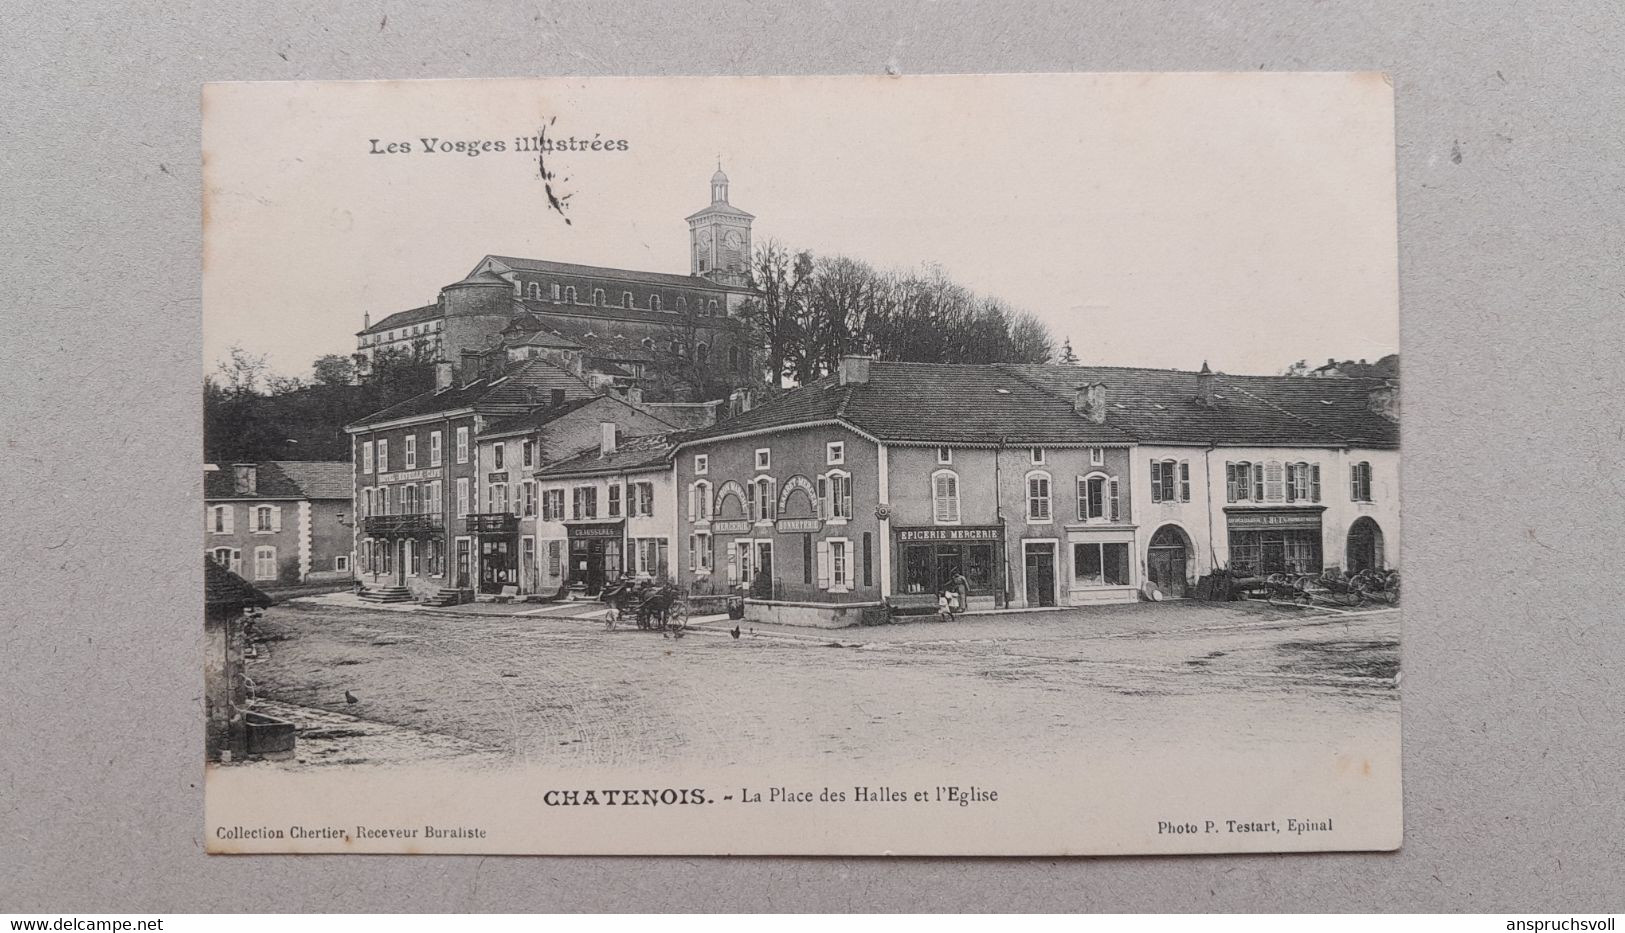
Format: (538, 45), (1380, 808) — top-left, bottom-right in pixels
(1073, 541), (1130, 587)
(829, 539), (850, 591)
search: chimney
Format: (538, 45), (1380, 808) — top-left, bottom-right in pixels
(600, 421), (618, 456)
(232, 463), (258, 495)
(363, 311), (370, 329)
(625, 385), (643, 405)
(728, 388), (754, 417)
(550, 388), (567, 407)
(1074, 383), (1108, 424)
(1195, 361), (1216, 408)
(837, 355), (871, 385)
(1368, 380), (1400, 422)
(435, 361), (454, 391)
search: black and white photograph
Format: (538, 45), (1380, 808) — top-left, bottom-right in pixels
(200, 73), (1401, 855)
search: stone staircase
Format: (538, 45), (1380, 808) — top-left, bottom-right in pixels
(358, 585), (414, 604)
(420, 587), (468, 608)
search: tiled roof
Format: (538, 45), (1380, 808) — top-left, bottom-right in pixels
(360, 304), (441, 336)
(486, 256), (754, 292)
(681, 362), (1398, 450)
(204, 559), (274, 609)
(346, 358), (598, 429)
(1225, 374), (1399, 448)
(204, 461), (351, 500)
(1004, 364), (1398, 448)
(684, 364), (1135, 446)
(479, 395), (605, 438)
(538, 433), (678, 477)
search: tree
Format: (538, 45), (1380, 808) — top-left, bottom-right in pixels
(737, 240), (812, 387)
(312, 354), (356, 386)
(214, 345), (268, 397)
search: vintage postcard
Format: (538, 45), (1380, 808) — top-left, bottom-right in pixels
(201, 73), (1401, 855)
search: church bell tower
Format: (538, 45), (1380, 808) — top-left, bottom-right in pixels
(686, 162), (754, 288)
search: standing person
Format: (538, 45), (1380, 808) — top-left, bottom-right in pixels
(937, 590), (954, 623)
(950, 571), (970, 613)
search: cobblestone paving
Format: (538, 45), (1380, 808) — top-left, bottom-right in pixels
(247, 599), (1399, 771)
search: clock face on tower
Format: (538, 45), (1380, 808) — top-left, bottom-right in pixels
(723, 229), (743, 249)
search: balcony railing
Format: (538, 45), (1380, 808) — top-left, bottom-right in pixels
(465, 512), (520, 536)
(362, 513), (444, 537)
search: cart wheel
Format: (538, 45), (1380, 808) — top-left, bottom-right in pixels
(669, 600), (690, 632)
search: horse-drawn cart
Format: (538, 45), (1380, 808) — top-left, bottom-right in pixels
(600, 579), (690, 632)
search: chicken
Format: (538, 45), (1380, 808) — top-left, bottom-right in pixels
(344, 690), (358, 706)
(730, 626), (741, 640)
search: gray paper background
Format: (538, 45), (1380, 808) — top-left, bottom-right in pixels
(2, 0), (1622, 912)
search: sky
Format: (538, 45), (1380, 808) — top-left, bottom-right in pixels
(203, 74), (1398, 379)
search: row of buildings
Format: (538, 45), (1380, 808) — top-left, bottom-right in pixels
(204, 167), (1398, 624)
(319, 354), (1397, 625)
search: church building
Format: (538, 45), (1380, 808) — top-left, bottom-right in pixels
(354, 166), (760, 400)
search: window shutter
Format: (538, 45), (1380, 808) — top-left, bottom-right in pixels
(1109, 478), (1120, 522)
(1351, 466), (1359, 501)
(817, 540), (831, 589)
(271, 505), (283, 532)
(1311, 464), (1321, 502)
(1264, 461), (1284, 502)
(223, 506), (235, 534)
(1179, 462), (1191, 502)
(1253, 467), (1265, 502)
(230, 549), (242, 574)
(1150, 460), (1162, 503)
(687, 484), (696, 522)
(1225, 463), (1236, 502)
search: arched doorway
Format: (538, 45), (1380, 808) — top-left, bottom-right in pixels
(1346, 517), (1384, 573)
(1147, 525), (1192, 598)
